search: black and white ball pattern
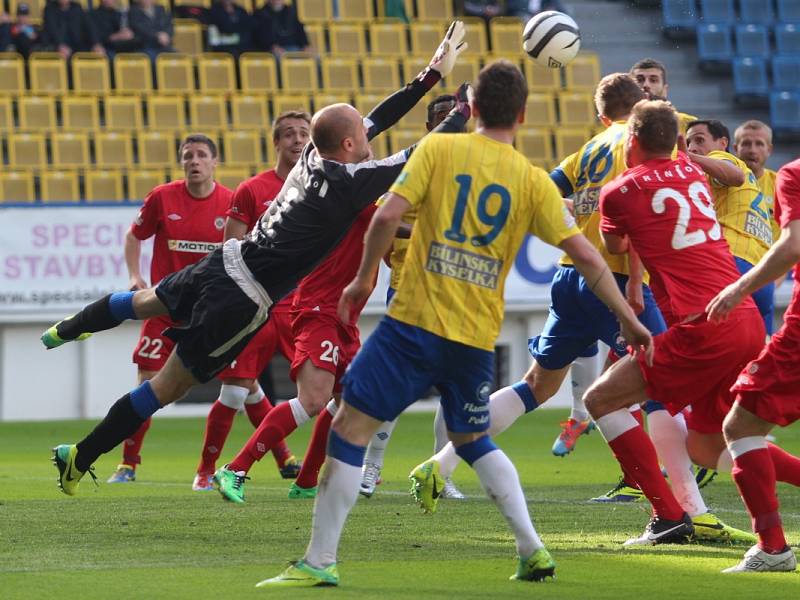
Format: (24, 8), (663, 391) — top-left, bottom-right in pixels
(523, 11), (581, 69)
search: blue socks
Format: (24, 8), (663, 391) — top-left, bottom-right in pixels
(109, 291), (137, 322)
(512, 381), (539, 413)
(455, 436), (498, 466)
(129, 381), (161, 420)
(327, 430), (366, 467)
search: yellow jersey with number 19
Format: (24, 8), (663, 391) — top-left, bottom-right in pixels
(387, 132), (580, 351)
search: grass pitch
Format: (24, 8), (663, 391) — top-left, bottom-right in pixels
(0, 410), (798, 599)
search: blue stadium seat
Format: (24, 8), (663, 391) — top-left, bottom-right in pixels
(772, 56), (800, 91)
(699, 0), (735, 24)
(735, 24), (770, 58)
(697, 23), (733, 66)
(732, 57), (769, 101)
(770, 91), (800, 136)
(662, 0), (698, 32)
(777, 0), (800, 23)
(775, 23), (800, 56)
(740, 0), (774, 25)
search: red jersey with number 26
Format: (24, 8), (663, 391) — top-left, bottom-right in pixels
(600, 155), (756, 324)
(131, 180), (232, 285)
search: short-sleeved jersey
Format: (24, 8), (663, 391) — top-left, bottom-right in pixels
(678, 111), (696, 135)
(131, 179), (231, 285)
(226, 170), (285, 231)
(774, 159), (800, 281)
(550, 121), (631, 275)
(757, 168), (781, 243)
(600, 156), (756, 325)
(706, 150), (772, 264)
(387, 132), (580, 351)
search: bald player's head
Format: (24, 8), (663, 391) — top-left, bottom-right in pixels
(311, 104), (370, 162)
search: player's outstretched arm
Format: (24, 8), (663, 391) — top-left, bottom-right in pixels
(689, 152), (745, 187)
(708, 220), (800, 322)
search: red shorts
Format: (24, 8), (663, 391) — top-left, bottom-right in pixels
(733, 283), (800, 427)
(132, 315), (176, 372)
(217, 309), (295, 380)
(635, 308), (765, 434)
(290, 309), (361, 394)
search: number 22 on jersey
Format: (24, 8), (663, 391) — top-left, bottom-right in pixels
(652, 181), (721, 250)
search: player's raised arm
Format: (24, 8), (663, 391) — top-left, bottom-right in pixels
(688, 151), (745, 187)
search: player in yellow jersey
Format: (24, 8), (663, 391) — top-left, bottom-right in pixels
(257, 61), (652, 588)
(629, 57), (696, 133)
(687, 119), (777, 334)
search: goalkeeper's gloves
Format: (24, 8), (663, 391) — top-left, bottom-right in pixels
(417, 20), (468, 90)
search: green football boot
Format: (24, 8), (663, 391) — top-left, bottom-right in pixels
(255, 560), (339, 588)
(409, 459), (444, 514)
(287, 482), (317, 499)
(51, 444), (96, 496)
(692, 512), (757, 545)
(212, 465), (249, 504)
(510, 548), (556, 582)
(41, 317), (92, 350)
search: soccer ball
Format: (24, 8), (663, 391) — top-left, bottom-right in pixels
(522, 11), (581, 69)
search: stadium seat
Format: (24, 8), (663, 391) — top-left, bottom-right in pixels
(0, 97), (12, 133)
(71, 53), (111, 95)
(305, 23), (327, 54)
(775, 23), (800, 57)
(41, 171), (80, 202)
(564, 53), (601, 91)
(51, 132), (90, 168)
(240, 53), (278, 94)
(447, 56), (480, 88)
(175, 0), (210, 8)
(554, 128), (592, 159)
(524, 60), (562, 92)
(18, 96), (56, 130)
(320, 57), (360, 93)
(272, 94), (312, 119)
(395, 94), (432, 131)
(401, 56), (433, 88)
(216, 166), (251, 190)
(772, 56), (800, 91)
(86, 170), (125, 202)
(29, 53), (68, 95)
(355, 93), (382, 117)
(8, 133), (46, 168)
(734, 24), (769, 59)
(279, 53), (319, 92)
(390, 129), (425, 154)
(410, 22), (444, 57)
(296, 0), (332, 22)
(314, 93), (352, 110)
(739, 0), (774, 25)
(95, 132), (135, 169)
(777, 0), (800, 23)
(770, 91), (800, 136)
(189, 95), (228, 129)
(223, 130), (263, 166)
(338, 0), (374, 20)
(369, 22), (408, 56)
(128, 169), (167, 200)
(61, 96), (100, 131)
(699, 0), (735, 24)
(557, 92), (596, 126)
(231, 94), (270, 129)
(362, 58), (401, 93)
(732, 57), (769, 102)
(198, 53), (237, 94)
(156, 54), (195, 93)
(516, 128), (554, 162)
(140, 131), (177, 168)
(416, 0), (453, 20)
(461, 18), (489, 56)
(0, 171), (36, 203)
(489, 17), (523, 55)
(696, 23), (733, 67)
(0, 53), (25, 95)
(147, 95), (187, 130)
(173, 19), (204, 55)
(328, 23), (367, 56)
(113, 53), (153, 94)
(105, 96), (144, 131)
(368, 131), (390, 158)
(662, 0), (698, 33)
(525, 93), (557, 127)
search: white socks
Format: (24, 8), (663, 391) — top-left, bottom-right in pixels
(244, 384), (265, 405)
(433, 404), (448, 453)
(363, 418), (397, 468)
(304, 457), (362, 568)
(325, 399), (338, 417)
(472, 449), (543, 558)
(288, 397), (310, 427)
(569, 354), (596, 422)
(595, 409), (639, 443)
(218, 384), (249, 410)
(717, 447), (734, 472)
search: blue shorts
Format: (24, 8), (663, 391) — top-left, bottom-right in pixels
(735, 256), (774, 335)
(529, 266), (667, 370)
(342, 316), (494, 433)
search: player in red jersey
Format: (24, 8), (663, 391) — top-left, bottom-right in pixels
(706, 158), (800, 573)
(587, 100), (766, 546)
(190, 111), (311, 491)
(107, 134), (233, 484)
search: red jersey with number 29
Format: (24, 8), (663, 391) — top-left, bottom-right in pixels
(600, 155), (756, 324)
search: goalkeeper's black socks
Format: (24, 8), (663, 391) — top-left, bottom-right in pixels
(57, 291), (138, 340)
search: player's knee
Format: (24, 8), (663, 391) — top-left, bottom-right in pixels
(298, 393), (329, 417)
(582, 383), (608, 417)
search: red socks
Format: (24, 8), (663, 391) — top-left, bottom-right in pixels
(122, 417), (151, 468)
(197, 401), (237, 475)
(245, 397), (293, 468)
(768, 442), (800, 487)
(294, 408), (334, 489)
(229, 401), (298, 474)
(732, 448), (787, 553)
(618, 408), (645, 488)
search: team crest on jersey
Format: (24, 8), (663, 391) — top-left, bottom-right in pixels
(214, 217), (225, 230)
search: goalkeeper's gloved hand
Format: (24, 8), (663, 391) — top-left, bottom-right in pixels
(417, 20), (468, 90)
(452, 82), (473, 120)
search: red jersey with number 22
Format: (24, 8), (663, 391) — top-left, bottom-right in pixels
(599, 155), (756, 324)
(131, 180), (232, 285)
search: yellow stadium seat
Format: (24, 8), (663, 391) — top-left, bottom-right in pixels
(52, 132), (90, 168)
(9, 0), (46, 24)
(113, 53), (153, 94)
(30, 53), (67, 95)
(147, 95), (187, 130)
(71, 52), (110, 95)
(272, 94), (312, 119)
(516, 128), (554, 162)
(524, 60), (562, 92)
(105, 96), (144, 131)
(296, 0), (332, 22)
(396, 94), (433, 131)
(41, 171), (80, 202)
(128, 170), (167, 201)
(95, 132), (134, 169)
(390, 128), (425, 154)
(223, 130), (263, 166)
(558, 92), (596, 126)
(279, 53), (319, 93)
(175, 0), (210, 7)
(215, 166), (251, 190)
(369, 131), (390, 158)
(565, 53), (601, 92)
(328, 23), (366, 56)
(189, 95), (228, 129)
(555, 128), (592, 160)
(173, 19), (204, 55)
(18, 96), (57, 130)
(0, 97), (12, 133)
(320, 57), (359, 93)
(416, 0), (453, 20)
(170, 167), (186, 182)
(231, 94), (270, 129)
(525, 92), (557, 127)
(339, 0), (373, 21)
(369, 21), (408, 56)
(401, 56), (432, 85)
(86, 170), (125, 202)
(156, 54), (195, 93)
(313, 93), (351, 111)
(409, 21), (444, 57)
(0, 171), (36, 203)
(354, 93), (381, 118)
(240, 52), (278, 94)
(8, 133), (47, 168)
(362, 58), (401, 93)
(0, 53), (25, 95)
(198, 53), (237, 94)
(489, 17), (523, 55)
(461, 18), (488, 57)
(139, 131), (177, 169)
(263, 133), (276, 165)
(305, 23), (327, 54)
(447, 55), (480, 87)
(62, 96), (100, 131)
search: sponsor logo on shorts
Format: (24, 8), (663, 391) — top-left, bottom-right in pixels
(465, 383), (491, 425)
(168, 239), (223, 253)
(425, 242), (501, 290)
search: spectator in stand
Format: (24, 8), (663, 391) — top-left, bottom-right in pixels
(9, 4), (42, 58)
(207, 0), (252, 58)
(42, 0), (105, 59)
(129, 0), (174, 62)
(254, 0), (311, 57)
(505, 0), (568, 20)
(91, 0), (139, 58)
(0, 11), (12, 51)
(461, 0), (502, 22)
